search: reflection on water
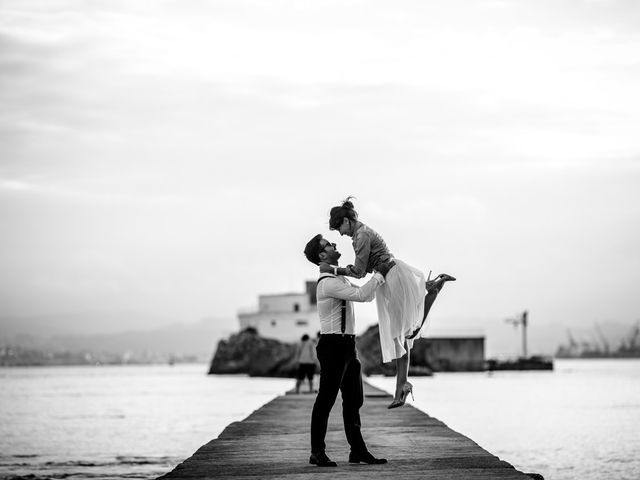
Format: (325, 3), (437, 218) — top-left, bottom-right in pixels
(1, 360), (639, 480)
(368, 359), (640, 480)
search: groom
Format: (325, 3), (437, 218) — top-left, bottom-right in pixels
(303, 234), (389, 467)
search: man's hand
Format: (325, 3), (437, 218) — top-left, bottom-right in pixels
(319, 262), (333, 274)
(375, 262), (391, 278)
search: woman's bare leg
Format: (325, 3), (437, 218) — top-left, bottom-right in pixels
(393, 282), (440, 401)
(408, 275), (455, 340)
(423, 282), (441, 321)
(392, 280), (446, 400)
(390, 274), (456, 407)
(394, 341), (410, 401)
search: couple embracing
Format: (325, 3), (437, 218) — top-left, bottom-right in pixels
(303, 197), (456, 467)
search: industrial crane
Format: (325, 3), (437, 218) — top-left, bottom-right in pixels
(506, 310), (528, 358)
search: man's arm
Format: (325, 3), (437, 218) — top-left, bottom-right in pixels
(321, 273), (384, 303)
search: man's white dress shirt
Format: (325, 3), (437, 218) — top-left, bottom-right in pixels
(316, 272), (385, 335)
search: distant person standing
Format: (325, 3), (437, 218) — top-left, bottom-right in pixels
(295, 334), (318, 394)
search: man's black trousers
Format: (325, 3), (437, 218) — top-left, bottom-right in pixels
(310, 334), (367, 455)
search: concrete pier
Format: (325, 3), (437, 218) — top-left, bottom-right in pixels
(158, 382), (540, 479)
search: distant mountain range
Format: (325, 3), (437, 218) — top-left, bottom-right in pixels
(0, 310), (187, 337)
(1, 310), (637, 361)
(0, 312), (235, 362)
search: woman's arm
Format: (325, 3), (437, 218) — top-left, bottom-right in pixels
(318, 230), (371, 277)
(344, 230), (371, 278)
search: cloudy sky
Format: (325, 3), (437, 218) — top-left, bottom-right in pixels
(1, 0), (639, 338)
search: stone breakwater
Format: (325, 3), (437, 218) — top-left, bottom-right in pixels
(208, 326), (434, 377)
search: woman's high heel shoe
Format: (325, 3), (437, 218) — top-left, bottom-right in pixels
(435, 273), (456, 282)
(388, 382), (414, 409)
(425, 273), (456, 292)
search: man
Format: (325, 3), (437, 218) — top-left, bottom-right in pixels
(303, 234), (389, 467)
(295, 334), (317, 394)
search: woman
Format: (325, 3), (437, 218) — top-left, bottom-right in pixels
(320, 197), (455, 408)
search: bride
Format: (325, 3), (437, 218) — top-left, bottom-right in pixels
(321, 198), (455, 408)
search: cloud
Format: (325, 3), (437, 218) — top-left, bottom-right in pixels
(1, 0), (639, 333)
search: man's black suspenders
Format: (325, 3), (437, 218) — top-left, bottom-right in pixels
(317, 276), (347, 335)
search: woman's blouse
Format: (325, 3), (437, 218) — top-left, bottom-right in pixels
(345, 221), (393, 278)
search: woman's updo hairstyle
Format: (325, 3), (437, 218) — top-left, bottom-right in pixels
(329, 196), (358, 230)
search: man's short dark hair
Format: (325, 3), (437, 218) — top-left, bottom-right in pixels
(304, 234), (323, 265)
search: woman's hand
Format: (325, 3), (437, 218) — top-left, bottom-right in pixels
(319, 262), (333, 274)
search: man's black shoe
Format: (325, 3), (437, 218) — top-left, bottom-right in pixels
(348, 451), (388, 464)
(309, 452), (337, 467)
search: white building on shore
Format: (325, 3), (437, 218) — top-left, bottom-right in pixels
(238, 281), (320, 342)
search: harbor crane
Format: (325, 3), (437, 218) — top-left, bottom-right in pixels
(506, 310), (528, 358)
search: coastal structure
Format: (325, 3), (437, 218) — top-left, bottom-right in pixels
(416, 335), (485, 371)
(158, 382), (542, 479)
(556, 321), (640, 358)
(238, 281), (319, 342)
(235, 281), (486, 371)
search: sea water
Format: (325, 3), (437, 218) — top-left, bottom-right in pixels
(0, 365), (292, 479)
(368, 359), (640, 480)
(1, 360), (639, 479)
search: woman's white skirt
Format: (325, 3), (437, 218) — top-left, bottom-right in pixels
(375, 259), (426, 363)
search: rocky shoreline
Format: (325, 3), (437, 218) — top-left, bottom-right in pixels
(208, 326), (434, 377)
